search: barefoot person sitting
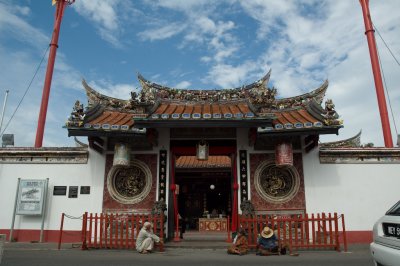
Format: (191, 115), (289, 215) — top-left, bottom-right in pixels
(227, 228), (249, 255)
(257, 226), (279, 256)
(136, 221), (162, 254)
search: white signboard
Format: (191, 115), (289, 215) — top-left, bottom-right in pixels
(16, 179), (46, 215)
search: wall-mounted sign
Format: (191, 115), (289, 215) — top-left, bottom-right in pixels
(80, 186), (90, 195)
(16, 179), (47, 215)
(68, 186), (78, 198)
(53, 186), (67, 196)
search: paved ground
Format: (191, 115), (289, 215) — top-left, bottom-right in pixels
(1, 242), (375, 266)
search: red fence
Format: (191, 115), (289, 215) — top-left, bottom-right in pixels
(78, 212), (164, 251)
(239, 213), (347, 252)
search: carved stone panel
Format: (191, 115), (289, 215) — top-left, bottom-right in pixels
(254, 160), (300, 203)
(107, 159), (152, 204)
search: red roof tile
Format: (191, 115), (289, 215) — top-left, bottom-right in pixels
(87, 111), (135, 128)
(176, 156), (231, 168)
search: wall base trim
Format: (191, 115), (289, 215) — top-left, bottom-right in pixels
(0, 229), (81, 243)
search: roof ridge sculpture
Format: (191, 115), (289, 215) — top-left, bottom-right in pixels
(80, 73), (329, 115)
(83, 79), (130, 108)
(320, 130), (362, 148)
(137, 70), (271, 92)
(276, 80), (328, 106)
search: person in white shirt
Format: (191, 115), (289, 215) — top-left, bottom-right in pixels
(135, 221), (162, 254)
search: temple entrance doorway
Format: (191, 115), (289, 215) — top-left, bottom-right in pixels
(175, 160), (232, 232)
(168, 139), (237, 240)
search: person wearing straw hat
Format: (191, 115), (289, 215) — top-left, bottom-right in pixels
(227, 228), (249, 255)
(256, 226), (279, 256)
(136, 221), (162, 254)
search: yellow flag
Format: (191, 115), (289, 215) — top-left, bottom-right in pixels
(52, 0), (57, 5)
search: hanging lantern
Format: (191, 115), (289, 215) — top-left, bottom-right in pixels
(113, 143), (131, 166)
(196, 140), (209, 160)
(275, 141), (293, 167)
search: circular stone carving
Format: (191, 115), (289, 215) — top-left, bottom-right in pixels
(107, 159), (152, 204)
(254, 160), (300, 203)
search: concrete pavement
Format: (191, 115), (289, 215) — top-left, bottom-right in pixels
(1, 241), (375, 266)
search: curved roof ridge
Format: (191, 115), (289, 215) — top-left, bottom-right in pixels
(137, 70), (271, 91)
(275, 80), (328, 105)
(320, 130), (362, 148)
(82, 79), (129, 107)
(158, 98), (250, 105)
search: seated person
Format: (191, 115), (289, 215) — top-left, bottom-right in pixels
(227, 228), (249, 255)
(135, 221), (162, 254)
(257, 226), (279, 255)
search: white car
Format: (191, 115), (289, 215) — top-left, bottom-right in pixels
(370, 200), (400, 266)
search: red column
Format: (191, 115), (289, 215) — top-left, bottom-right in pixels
(231, 153), (238, 232)
(359, 0), (393, 147)
(170, 154), (180, 241)
(35, 0), (68, 147)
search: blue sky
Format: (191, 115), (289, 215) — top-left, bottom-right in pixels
(0, 0), (399, 147)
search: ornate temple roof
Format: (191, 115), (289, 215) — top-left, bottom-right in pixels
(66, 71), (342, 136)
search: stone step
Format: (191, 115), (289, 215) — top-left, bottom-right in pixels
(164, 231), (231, 249)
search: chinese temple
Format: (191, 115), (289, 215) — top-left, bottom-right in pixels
(2, 70), (400, 244)
(65, 70), (342, 236)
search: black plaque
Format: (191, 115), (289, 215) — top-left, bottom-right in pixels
(68, 186), (78, 198)
(80, 186), (90, 195)
(53, 186), (67, 196)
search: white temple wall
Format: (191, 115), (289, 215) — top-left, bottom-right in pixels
(0, 148), (105, 236)
(303, 148), (400, 232)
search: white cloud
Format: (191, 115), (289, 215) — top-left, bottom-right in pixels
(204, 62), (259, 88)
(72, 0), (129, 48)
(0, 3), (48, 49)
(175, 81), (191, 89)
(138, 23), (186, 42)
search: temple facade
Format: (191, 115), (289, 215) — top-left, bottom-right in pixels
(1, 71), (400, 243)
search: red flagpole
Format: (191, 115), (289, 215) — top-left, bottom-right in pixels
(359, 0), (393, 148)
(35, 0), (73, 147)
